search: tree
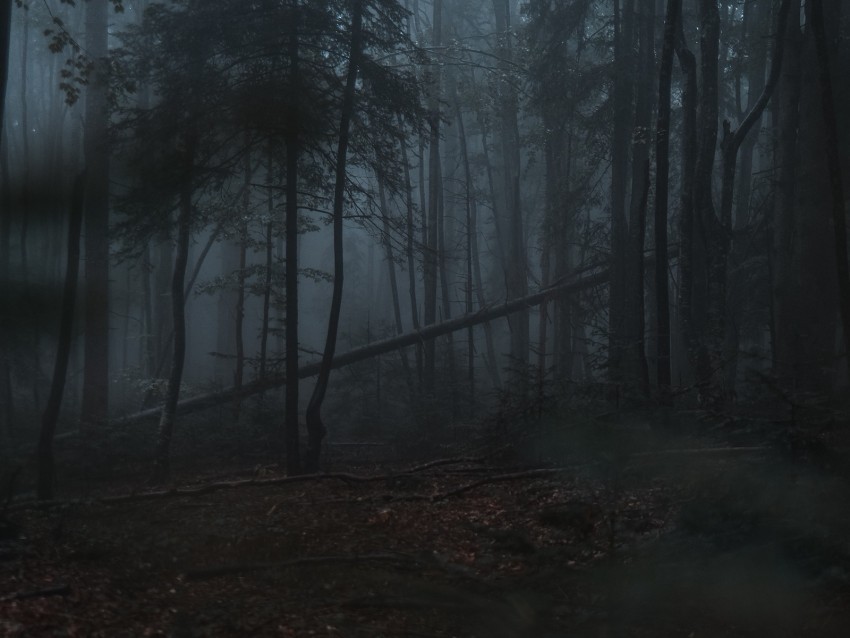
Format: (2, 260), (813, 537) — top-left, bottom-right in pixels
(654, 0), (680, 401)
(305, 0), (364, 473)
(810, 0), (850, 386)
(37, 173), (86, 500)
(80, 0), (110, 429)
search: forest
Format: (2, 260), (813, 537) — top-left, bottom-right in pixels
(1, 0), (850, 635)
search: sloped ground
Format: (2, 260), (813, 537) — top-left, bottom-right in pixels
(3, 443), (850, 637)
(5, 400), (850, 638)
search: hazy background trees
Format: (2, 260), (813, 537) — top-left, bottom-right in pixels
(1, 0), (849, 483)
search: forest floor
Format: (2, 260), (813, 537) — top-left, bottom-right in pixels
(3, 413), (850, 637)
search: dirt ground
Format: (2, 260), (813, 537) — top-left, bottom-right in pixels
(3, 432), (850, 637)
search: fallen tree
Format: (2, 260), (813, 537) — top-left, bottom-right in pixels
(110, 265), (609, 426)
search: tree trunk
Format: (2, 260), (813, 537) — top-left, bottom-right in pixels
(626, 0), (654, 395)
(609, 0), (634, 384)
(454, 89), (500, 390)
(113, 264), (613, 426)
(492, 0), (529, 379)
(0, 0), (13, 435)
(376, 169), (413, 391)
(810, 0), (850, 386)
(422, 0), (442, 397)
(304, 0), (363, 473)
(37, 173), (86, 500)
(259, 147), (274, 383)
(233, 152), (250, 420)
(81, 0), (110, 429)
(152, 143), (194, 482)
(396, 114), (423, 384)
(654, 0), (679, 401)
(770, 5), (801, 384)
(718, 0), (791, 395)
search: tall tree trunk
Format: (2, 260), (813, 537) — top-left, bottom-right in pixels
(690, 0), (720, 403)
(454, 91), (500, 390)
(654, 0), (679, 401)
(492, 0), (529, 379)
(0, 123), (12, 436)
(396, 113), (423, 384)
(259, 145), (275, 382)
(284, 5), (301, 475)
(376, 169), (413, 391)
(626, 0), (654, 395)
(770, 6), (801, 384)
(423, 0), (442, 397)
(37, 173), (86, 500)
(0, 5), (13, 428)
(81, 0), (110, 429)
(609, 0), (634, 384)
(152, 142), (194, 481)
(304, 0), (363, 473)
(725, 0), (771, 391)
(675, 5), (699, 390)
(719, 0), (791, 394)
(810, 0), (850, 386)
(233, 152), (250, 420)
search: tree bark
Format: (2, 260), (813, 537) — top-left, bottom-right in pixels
(0, 0), (13, 436)
(396, 113), (423, 384)
(283, 4), (301, 475)
(422, 0), (442, 397)
(810, 0), (850, 386)
(304, 0), (364, 473)
(112, 264), (613, 426)
(492, 0), (529, 378)
(654, 0), (679, 401)
(454, 90), (500, 390)
(717, 0), (791, 394)
(38, 173), (86, 500)
(81, 0), (111, 429)
(152, 142), (194, 482)
(377, 169), (413, 391)
(608, 0), (634, 384)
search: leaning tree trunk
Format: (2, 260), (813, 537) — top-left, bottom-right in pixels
(152, 143), (195, 482)
(111, 264), (613, 427)
(37, 173), (86, 501)
(304, 0), (363, 473)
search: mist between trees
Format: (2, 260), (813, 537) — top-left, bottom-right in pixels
(0, 0), (848, 491)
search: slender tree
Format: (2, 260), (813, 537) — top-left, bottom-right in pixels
(654, 0), (680, 400)
(304, 0), (364, 473)
(284, 2), (301, 475)
(810, 0), (850, 385)
(81, 0), (111, 429)
(37, 173), (86, 500)
(152, 138), (195, 481)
